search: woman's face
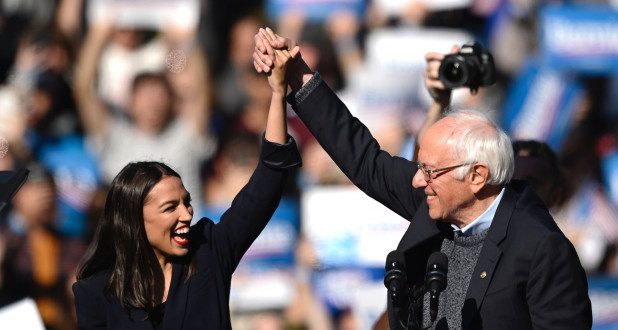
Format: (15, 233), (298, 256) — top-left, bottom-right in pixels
(143, 176), (193, 263)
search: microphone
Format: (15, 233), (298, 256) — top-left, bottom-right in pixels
(384, 250), (409, 330)
(425, 251), (448, 322)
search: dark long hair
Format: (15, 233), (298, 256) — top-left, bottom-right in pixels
(76, 161), (180, 310)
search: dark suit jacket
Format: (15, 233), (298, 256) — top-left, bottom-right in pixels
(72, 136), (301, 329)
(288, 73), (592, 329)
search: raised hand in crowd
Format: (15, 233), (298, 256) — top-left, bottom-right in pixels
(414, 46), (459, 160)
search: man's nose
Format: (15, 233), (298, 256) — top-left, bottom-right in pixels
(412, 169), (428, 188)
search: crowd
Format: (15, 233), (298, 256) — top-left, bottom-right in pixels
(1, 0), (617, 329)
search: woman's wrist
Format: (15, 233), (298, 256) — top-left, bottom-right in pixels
(271, 88), (287, 98)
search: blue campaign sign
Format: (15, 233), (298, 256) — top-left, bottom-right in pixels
(36, 134), (100, 237)
(589, 277), (618, 329)
(312, 266), (384, 313)
(202, 198), (300, 310)
(266, 0), (367, 22)
(200, 197), (300, 269)
(501, 61), (584, 152)
(540, 5), (618, 73)
(601, 146), (618, 209)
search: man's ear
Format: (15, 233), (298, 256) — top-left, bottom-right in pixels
(469, 163), (489, 193)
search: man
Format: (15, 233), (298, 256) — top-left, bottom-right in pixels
(253, 28), (592, 329)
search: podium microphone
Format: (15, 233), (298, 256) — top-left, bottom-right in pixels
(384, 250), (409, 330)
(425, 252), (448, 322)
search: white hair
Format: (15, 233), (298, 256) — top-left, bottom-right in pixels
(444, 109), (514, 185)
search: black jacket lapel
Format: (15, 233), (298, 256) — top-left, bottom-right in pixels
(462, 185), (518, 329)
(164, 264), (189, 330)
(127, 308), (151, 329)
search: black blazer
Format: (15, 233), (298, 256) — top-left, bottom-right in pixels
(288, 73), (592, 329)
(72, 136), (301, 329)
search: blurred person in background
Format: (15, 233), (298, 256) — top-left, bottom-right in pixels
(282, 235), (335, 330)
(5, 27), (79, 151)
(202, 132), (261, 212)
(511, 140), (564, 209)
(230, 68), (280, 139)
(594, 127), (618, 276)
(216, 14), (266, 117)
(73, 19), (216, 217)
(1, 27), (100, 238)
(550, 79), (618, 275)
(0, 85), (29, 162)
(88, 26), (167, 114)
(0, 161), (86, 330)
(288, 23), (344, 93)
(0, 0), (58, 84)
(276, 9), (362, 88)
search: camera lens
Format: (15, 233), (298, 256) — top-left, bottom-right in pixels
(444, 62), (464, 82)
(438, 56), (468, 88)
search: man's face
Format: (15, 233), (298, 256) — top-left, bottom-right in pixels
(412, 120), (475, 225)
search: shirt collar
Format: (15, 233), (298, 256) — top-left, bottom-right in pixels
(452, 187), (506, 236)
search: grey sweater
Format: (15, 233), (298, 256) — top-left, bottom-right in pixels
(422, 230), (488, 329)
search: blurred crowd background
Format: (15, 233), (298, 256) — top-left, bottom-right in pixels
(1, 0), (618, 329)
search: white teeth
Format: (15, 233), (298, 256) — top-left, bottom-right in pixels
(174, 227), (189, 235)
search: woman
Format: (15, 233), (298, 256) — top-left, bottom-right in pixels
(72, 39), (301, 329)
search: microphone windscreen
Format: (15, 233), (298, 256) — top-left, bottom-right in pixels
(386, 250), (406, 271)
(427, 251), (448, 272)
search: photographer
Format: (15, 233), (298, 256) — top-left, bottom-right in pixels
(415, 43), (495, 160)
(424, 45), (568, 208)
(254, 28), (592, 329)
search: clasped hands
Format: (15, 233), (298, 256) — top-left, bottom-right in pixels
(252, 27), (300, 95)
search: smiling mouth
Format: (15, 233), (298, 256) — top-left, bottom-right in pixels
(172, 227), (190, 247)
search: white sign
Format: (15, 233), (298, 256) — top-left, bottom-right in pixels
(0, 298), (45, 330)
(374, 0), (472, 14)
(301, 185), (409, 267)
(87, 0), (200, 29)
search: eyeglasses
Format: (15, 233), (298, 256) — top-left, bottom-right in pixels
(415, 162), (474, 182)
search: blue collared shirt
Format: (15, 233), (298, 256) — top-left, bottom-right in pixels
(452, 187), (506, 236)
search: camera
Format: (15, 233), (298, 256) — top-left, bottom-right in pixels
(438, 42), (496, 91)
